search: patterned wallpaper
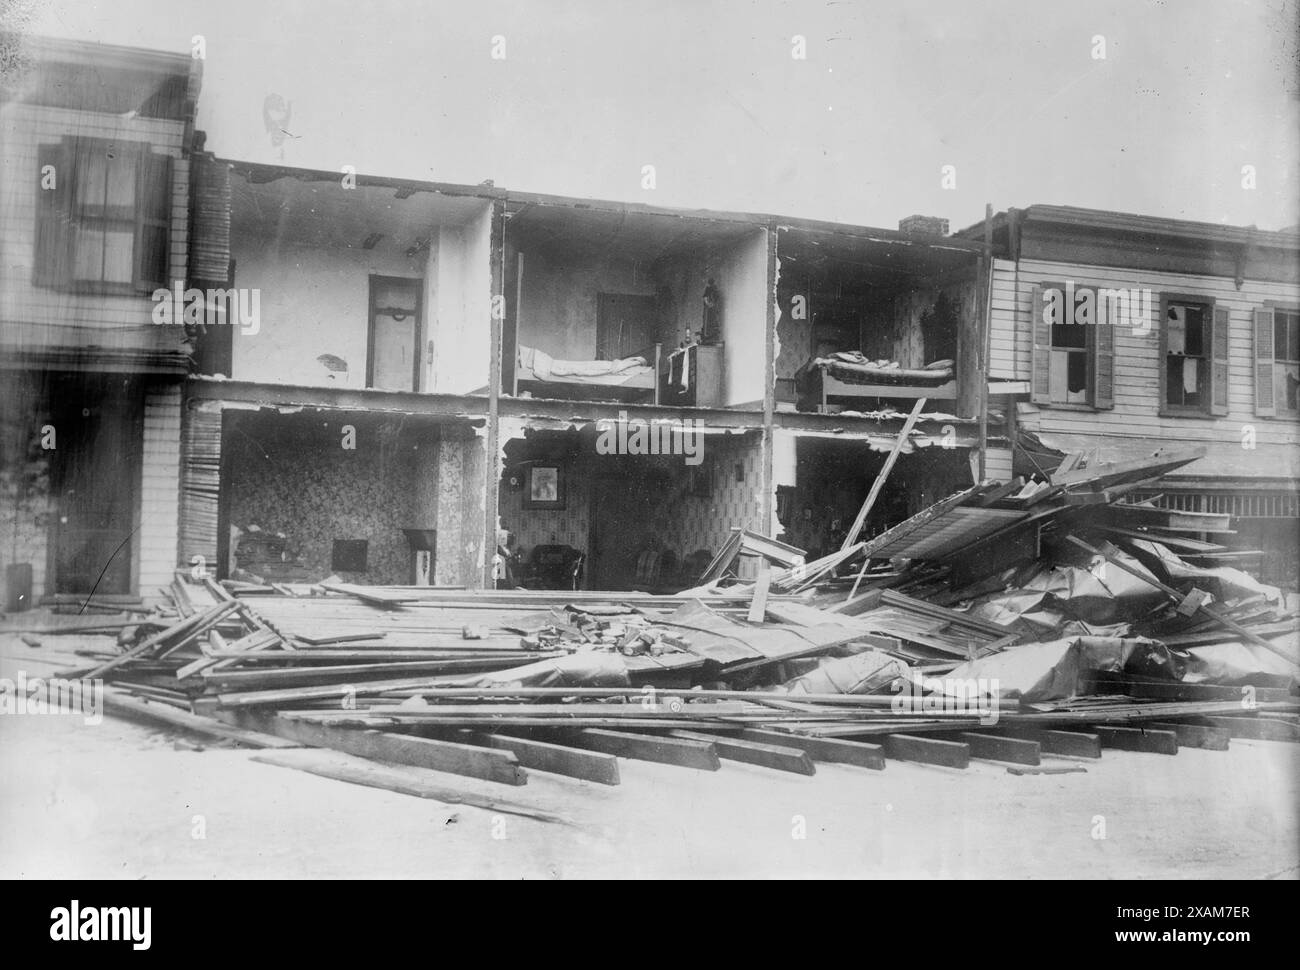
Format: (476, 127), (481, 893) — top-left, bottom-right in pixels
(498, 429), (765, 586)
(226, 415), (421, 585)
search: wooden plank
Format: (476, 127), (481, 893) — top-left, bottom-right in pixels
(669, 730), (816, 775)
(739, 729), (886, 770)
(102, 689), (301, 749)
(562, 728), (721, 770)
(1007, 764), (1088, 776)
(249, 750), (560, 822)
(1000, 724), (1103, 758)
(747, 559), (772, 624)
(1090, 725), (1179, 755)
(881, 734), (970, 768)
(467, 732), (620, 785)
(1146, 721), (1231, 751)
(959, 732), (1041, 765)
(217, 710), (527, 785)
(1192, 715), (1300, 743)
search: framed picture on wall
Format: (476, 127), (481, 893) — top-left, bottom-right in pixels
(523, 464), (565, 510)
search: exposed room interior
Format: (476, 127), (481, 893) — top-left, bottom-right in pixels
(198, 166), (493, 395)
(774, 226), (982, 411)
(496, 423), (764, 591)
(219, 407), (485, 588)
(774, 433), (976, 561)
(502, 202), (769, 408)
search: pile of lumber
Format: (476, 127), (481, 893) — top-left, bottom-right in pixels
(29, 445), (1297, 803)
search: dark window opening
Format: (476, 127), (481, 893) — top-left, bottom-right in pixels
(1165, 301), (1209, 410)
(332, 539), (369, 572)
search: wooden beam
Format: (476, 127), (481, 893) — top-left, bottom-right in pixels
(1145, 721), (1231, 751)
(1191, 715), (1300, 743)
(669, 730), (816, 775)
(460, 732), (620, 785)
(1007, 764), (1088, 776)
(249, 750), (560, 823)
(1000, 724), (1103, 758)
(1090, 725), (1179, 755)
(217, 710), (527, 785)
(102, 689), (300, 749)
(739, 729), (886, 770)
(881, 733), (970, 768)
(561, 728), (721, 770)
(959, 732), (1040, 765)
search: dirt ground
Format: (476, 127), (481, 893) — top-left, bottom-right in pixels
(2, 634), (1298, 880)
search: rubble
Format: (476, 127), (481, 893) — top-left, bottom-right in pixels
(15, 445), (1297, 797)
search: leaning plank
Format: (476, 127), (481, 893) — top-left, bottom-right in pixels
(1091, 725), (1179, 755)
(842, 397), (928, 551)
(1146, 721), (1231, 750)
(739, 729), (886, 770)
(464, 732), (620, 786)
(669, 730), (816, 775)
(959, 732), (1040, 765)
(249, 750), (559, 822)
(563, 728), (721, 770)
(1192, 716), (1300, 743)
(101, 689), (300, 749)
(217, 710), (527, 785)
(881, 734), (970, 768)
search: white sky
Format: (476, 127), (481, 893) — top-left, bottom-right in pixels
(23, 0), (1300, 230)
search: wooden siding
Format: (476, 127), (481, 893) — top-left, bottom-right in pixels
(139, 381), (183, 601)
(989, 257), (1300, 480)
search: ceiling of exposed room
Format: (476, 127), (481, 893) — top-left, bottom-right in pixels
(777, 226), (979, 283)
(229, 171), (489, 253)
(506, 203), (762, 262)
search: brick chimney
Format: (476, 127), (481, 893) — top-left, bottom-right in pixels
(899, 214), (949, 236)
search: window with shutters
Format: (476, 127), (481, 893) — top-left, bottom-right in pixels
(1269, 307), (1300, 416)
(33, 137), (172, 295)
(1158, 296), (1228, 417)
(1029, 282), (1116, 410)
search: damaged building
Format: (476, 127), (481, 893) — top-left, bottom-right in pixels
(1, 35), (1297, 610)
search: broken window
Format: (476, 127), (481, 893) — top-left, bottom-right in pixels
(1163, 300), (1210, 412)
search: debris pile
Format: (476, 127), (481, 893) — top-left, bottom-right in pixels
(19, 445), (1299, 798)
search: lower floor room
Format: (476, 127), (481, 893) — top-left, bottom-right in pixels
(496, 424), (765, 592)
(184, 404), (488, 589)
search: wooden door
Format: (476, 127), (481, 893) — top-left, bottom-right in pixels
(48, 376), (141, 596)
(368, 276), (423, 391)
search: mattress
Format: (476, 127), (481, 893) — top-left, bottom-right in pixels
(518, 345), (654, 385)
(813, 354), (954, 386)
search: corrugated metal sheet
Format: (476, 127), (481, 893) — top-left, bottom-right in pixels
(868, 506), (1027, 560)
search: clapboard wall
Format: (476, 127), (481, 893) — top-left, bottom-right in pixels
(989, 257), (1300, 481)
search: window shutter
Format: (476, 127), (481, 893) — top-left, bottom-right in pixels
(1254, 306), (1276, 417)
(1030, 284), (1050, 403)
(134, 149), (173, 292)
(33, 141), (72, 287)
(1209, 306), (1230, 416)
(1092, 315), (1114, 409)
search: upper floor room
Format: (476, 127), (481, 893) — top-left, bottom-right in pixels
(0, 34), (200, 374)
(190, 159), (495, 396)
